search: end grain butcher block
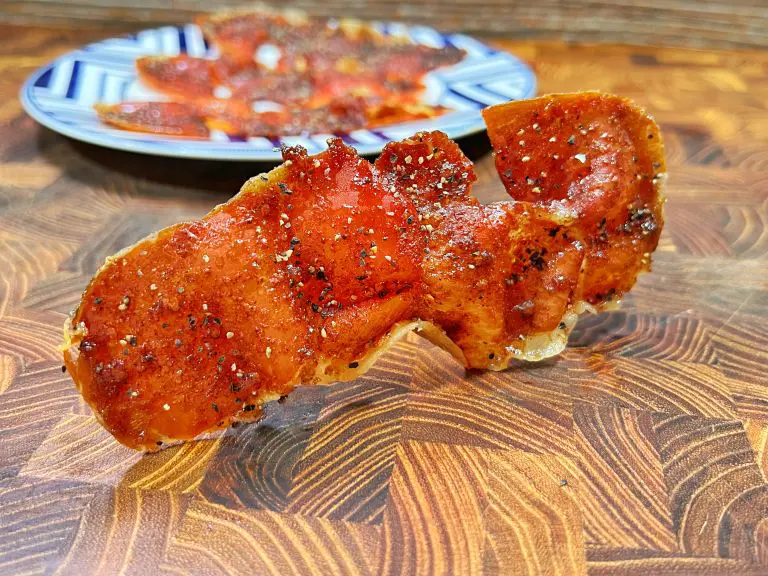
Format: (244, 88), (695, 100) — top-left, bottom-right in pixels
(1, 23), (768, 576)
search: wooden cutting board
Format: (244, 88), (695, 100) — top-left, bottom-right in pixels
(1, 24), (767, 576)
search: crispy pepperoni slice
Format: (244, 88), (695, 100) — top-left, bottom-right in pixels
(95, 102), (209, 138)
(67, 93), (666, 451)
(483, 92), (666, 306)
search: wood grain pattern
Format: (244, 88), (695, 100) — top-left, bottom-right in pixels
(287, 382), (408, 524)
(574, 403), (676, 551)
(653, 414), (768, 562)
(378, 441), (488, 575)
(198, 387), (326, 511)
(0, 476), (104, 574)
(483, 451), (587, 575)
(164, 501), (380, 576)
(52, 488), (191, 575)
(1, 1), (767, 49)
(1, 22), (768, 575)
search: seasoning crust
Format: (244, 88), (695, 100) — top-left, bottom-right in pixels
(64, 92), (666, 450)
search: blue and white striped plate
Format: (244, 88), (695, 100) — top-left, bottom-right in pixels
(20, 23), (536, 161)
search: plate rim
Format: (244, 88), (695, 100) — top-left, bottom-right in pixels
(19, 24), (536, 162)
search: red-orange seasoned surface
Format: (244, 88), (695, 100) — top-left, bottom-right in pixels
(95, 8), (464, 138)
(483, 92), (666, 306)
(65, 92), (666, 451)
(136, 55), (216, 100)
(95, 102), (210, 138)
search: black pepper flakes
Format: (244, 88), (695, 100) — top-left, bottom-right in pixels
(529, 249), (547, 271)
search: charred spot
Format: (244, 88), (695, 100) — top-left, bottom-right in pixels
(548, 226), (561, 238)
(348, 361), (359, 368)
(230, 382), (241, 393)
(243, 404), (257, 412)
(316, 269), (326, 281)
(311, 303), (320, 313)
(488, 352), (495, 359)
(79, 339), (96, 353)
(529, 249), (547, 271)
(598, 217), (608, 241)
(626, 206), (656, 235)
